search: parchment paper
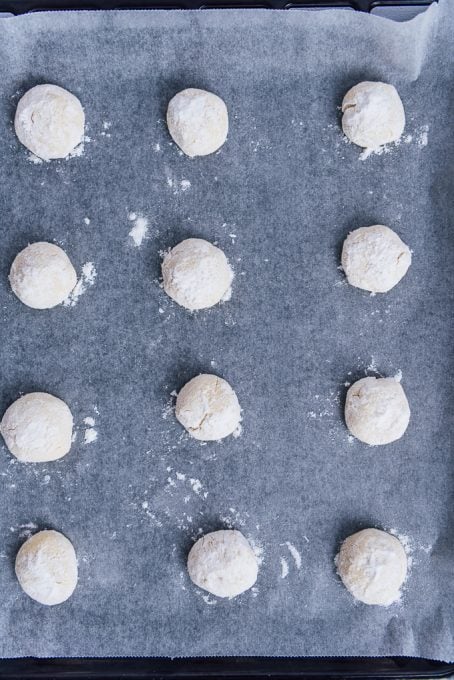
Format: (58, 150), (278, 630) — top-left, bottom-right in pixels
(0, 1), (452, 661)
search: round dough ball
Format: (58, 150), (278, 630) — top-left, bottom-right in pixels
(345, 377), (410, 446)
(166, 88), (228, 157)
(162, 238), (233, 311)
(15, 530), (78, 605)
(1, 392), (73, 463)
(15, 84), (85, 160)
(342, 81), (405, 149)
(187, 529), (258, 598)
(336, 528), (407, 606)
(342, 225), (411, 293)
(176, 374), (241, 441)
(9, 242), (77, 309)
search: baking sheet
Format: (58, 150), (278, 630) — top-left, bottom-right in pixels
(0, 1), (452, 661)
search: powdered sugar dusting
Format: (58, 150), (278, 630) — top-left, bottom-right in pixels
(64, 262), (97, 306)
(128, 213), (149, 247)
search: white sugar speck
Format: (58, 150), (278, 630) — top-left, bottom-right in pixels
(84, 217), (90, 226)
(84, 428), (98, 444)
(280, 557), (289, 579)
(64, 262), (97, 306)
(128, 215), (149, 247)
(180, 179), (191, 192)
(286, 542), (302, 569)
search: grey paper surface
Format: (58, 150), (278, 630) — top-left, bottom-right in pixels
(0, 1), (452, 661)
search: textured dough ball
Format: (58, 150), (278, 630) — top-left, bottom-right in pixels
(15, 84), (85, 160)
(336, 528), (407, 606)
(345, 377), (410, 446)
(176, 374), (241, 441)
(162, 238), (233, 311)
(9, 242), (77, 309)
(342, 225), (411, 293)
(15, 530), (78, 605)
(1, 392), (73, 463)
(187, 529), (258, 598)
(166, 88), (228, 157)
(342, 81), (405, 149)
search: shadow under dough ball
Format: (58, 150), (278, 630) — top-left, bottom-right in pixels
(15, 530), (78, 605)
(166, 88), (228, 157)
(342, 81), (405, 150)
(15, 84), (85, 160)
(0, 392), (73, 462)
(187, 529), (258, 598)
(175, 374), (241, 441)
(335, 528), (408, 606)
(344, 376), (410, 445)
(9, 242), (77, 309)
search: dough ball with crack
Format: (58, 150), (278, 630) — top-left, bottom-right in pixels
(342, 225), (411, 293)
(335, 528), (407, 606)
(345, 377), (410, 446)
(175, 374), (241, 441)
(1, 392), (73, 462)
(166, 88), (228, 157)
(9, 242), (77, 309)
(15, 530), (78, 605)
(187, 529), (258, 598)
(162, 238), (233, 311)
(342, 81), (405, 150)
(15, 84), (85, 160)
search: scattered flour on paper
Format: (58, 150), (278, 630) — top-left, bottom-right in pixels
(83, 415), (98, 444)
(64, 262), (97, 306)
(280, 557), (289, 579)
(285, 542), (302, 569)
(128, 212), (149, 247)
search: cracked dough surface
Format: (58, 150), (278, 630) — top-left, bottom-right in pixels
(335, 528), (407, 606)
(166, 88), (228, 157)
(14, 84), (85, 160)
(187, 529), (258, 598)
(175, 374), (241, 441)
(9, 242), (77, 309)
(162, 238), (233, 311)
(0, 392), (73, 463)
(342, 81), (405, 150)
(345, 377), (410, 446)
(15, 530), (78, 605)
(341, 225), (411, 293)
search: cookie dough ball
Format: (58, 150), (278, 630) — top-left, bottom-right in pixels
(176, 374), (241, 441)
(345, 377), (410, 446)
(9, 242), (77, 309)
(342, 225), (411, 293)
(162, 238), (233, 311)
(188, 529), (258, 598)
(342, 81), (405, 149)
(336, 528), (407, 606)
(15, 530), (78, 605)
(1, 392), (73, 463)
(166, 88), (228, 157)
(15, 84), (85, 160)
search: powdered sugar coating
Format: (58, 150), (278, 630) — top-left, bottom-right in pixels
(336, 528), (407, 606)
(15, 84), (85, 160)
(187, 529), (258, 598)
(1, 392), (73, 463)
(342, 81), (405, 150)
(176, 374), (241, 441)
(345, 377), (410, 446)
(166, 88), (228, 157)
(15, 530), (78, 605)
(162, 238), (233, 311)
(10, 242), (77, 309)
(342, 225), (411, 293)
